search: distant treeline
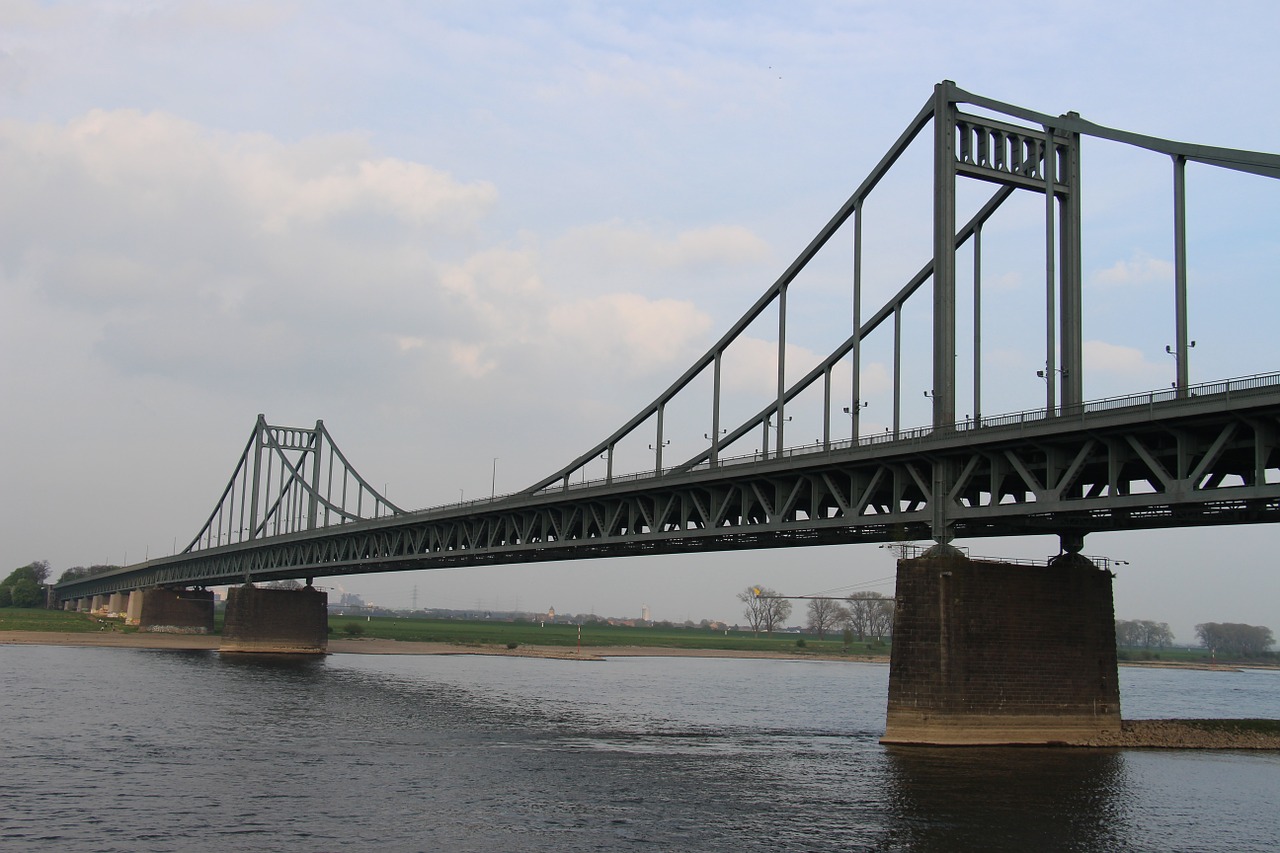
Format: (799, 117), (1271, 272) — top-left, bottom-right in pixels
(1196, 622), (1275, 658)
(57, 564), (122, 583)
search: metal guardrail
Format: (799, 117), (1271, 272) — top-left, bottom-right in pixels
(518, 370), (1280, 500)
(380, 370), (1280, 515)
(885, 542), (1125, 572)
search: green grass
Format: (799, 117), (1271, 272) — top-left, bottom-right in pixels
(0, 608), (127, 633)
(3, 607), (890, 656)
(331, 615), (889, 656)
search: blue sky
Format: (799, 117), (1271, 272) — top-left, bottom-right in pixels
(2, 1), (1278, 641)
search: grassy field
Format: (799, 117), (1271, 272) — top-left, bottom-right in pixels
(0, 608), (127, 633)
(1117, 646), (1218, 663)
(0, 607), (887, 656)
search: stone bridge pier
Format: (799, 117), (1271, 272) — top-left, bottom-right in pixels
(883, 547), (1121, 746)
(137, 588), (215, 634)
(220, 584), (328, 654)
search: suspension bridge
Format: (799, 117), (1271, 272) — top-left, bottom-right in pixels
(55, 81), (1280, 605)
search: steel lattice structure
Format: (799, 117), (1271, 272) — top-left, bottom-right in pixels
(184, 415), (402, 553)
(55, 82), (1280, 603)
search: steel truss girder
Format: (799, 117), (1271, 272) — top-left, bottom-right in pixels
(54, 387), (1280, 602)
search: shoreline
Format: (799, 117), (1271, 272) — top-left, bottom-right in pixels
(2, 630), (1273, 669)
(4, 631), (1276, 749)
(0, 630), (883, 662)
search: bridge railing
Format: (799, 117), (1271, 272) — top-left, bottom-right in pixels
(519, 369), (1280, 499)
(884, 542), (1125, 572)
(407, 369), (1278, 510)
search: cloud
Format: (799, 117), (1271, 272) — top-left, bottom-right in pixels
(1090, 252), (1174, 288)
(1083, 340), (1166, 383)
(0, 109), (749, 407)
(547, 293), (712, 376)
(561, 221), (769, 269)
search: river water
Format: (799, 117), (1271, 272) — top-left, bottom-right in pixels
(2, 646), (1277, 852)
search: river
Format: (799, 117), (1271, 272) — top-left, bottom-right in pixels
(1, 645), (1277, 852)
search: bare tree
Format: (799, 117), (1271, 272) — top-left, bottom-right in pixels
(845, 592), (893, 641)
(867, 596), (895, 640)
(265, 579), (304, 590)
(738, 586), (792, 636)
(806, 599), (847, 640)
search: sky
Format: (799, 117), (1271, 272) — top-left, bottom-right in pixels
(2, 1), (1278, 643)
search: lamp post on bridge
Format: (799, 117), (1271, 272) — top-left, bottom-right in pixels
(1037, 365), (1068, 415)
(761, 416), (790, 460)
(1165, 342), (1195, 394)
(844, 401), (868, 444)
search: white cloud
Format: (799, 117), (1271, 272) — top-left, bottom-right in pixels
(1090, 252), (1174, 288)
(547, 293), (712, 376)
(0, 109), (756, 405)
(1083, 340), (1166, 382)
(550, 220), (770, 283)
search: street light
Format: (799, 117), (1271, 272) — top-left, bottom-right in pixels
(762, 416), (791, 455)
(491, 457), (498, 499)
(1166, 341), (1196, 388)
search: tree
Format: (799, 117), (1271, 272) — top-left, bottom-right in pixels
(1, 561), (52, 609)
(845, 592), (894, 641)
(805, 599), (847, 640)
(1195, 622), (1275, 658)
(58, 564), (119, 584)
(9, 578), (42, 608)
(1115, 619), (1174, 649)
(265, 579), (303, 590)
(738, 586), (792, 636)
(868, 596), (895, 640)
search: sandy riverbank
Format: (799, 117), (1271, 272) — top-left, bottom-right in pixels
(0, 631), (882, 663)
(6, 631), (1276, 749)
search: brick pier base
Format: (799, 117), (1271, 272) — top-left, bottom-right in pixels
(883, 549), (1121, 746)
(220, 584), (328, 654)
(138, 588), (216, 634)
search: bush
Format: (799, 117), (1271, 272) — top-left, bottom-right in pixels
(795, 638), (807, 648)
(9, 578), (42, 608)
(342, 622), (365, 637)
(506, 642), (519, 650)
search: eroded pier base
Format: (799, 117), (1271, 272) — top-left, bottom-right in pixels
(883, 549), (1121, 746)
(138, 588), (215, 634)
(220, 584), (328, 654)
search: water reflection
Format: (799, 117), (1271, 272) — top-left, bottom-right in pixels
(880, 747), (1132, 852)
(215, 652), (328, 674)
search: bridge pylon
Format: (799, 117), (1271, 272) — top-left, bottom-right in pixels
(184, 415), (402, 555)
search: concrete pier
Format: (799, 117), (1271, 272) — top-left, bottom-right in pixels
(138, 588), (215, 634)
(107, 592), (127, 617)
(126, 589), (143, 625)
(883, 548), (1121, 746)
(220, 584), (328, 654)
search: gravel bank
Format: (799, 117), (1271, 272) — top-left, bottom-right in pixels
(1082, 719), (1280, 749)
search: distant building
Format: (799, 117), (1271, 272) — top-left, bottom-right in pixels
(642, 604), (651, 623)
(547, 606), (556, 623)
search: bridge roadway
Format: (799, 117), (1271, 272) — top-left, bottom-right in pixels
(54, 372), (1280, 603)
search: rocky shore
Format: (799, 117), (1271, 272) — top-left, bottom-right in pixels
(1081, 719), (1280, 750)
